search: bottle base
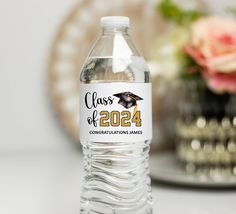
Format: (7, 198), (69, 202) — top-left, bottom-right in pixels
(80, 203), (152, 214)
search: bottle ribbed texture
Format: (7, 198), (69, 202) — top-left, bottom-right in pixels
(80, 141), (152, 214)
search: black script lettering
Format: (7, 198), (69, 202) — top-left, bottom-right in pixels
(92, 92), (98, 108)
(87, 110), (98, 127)
(108, 96), (114, 105)
(85, 92), (93, 109)
(85, 92), (114, 109)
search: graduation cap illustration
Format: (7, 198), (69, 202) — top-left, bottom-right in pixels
(113, 91), (143, 109)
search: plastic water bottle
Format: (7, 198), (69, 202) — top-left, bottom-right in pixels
(79, 16), (152, 214)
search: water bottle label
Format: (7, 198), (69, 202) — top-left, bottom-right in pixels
(80, 83), (152, 142)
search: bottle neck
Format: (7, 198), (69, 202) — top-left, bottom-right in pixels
(102, 26), (129, 36)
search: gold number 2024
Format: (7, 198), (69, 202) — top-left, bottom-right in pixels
(100, 111), (141, 127)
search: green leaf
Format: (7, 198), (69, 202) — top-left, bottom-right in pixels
(226, 7), (236, 17)
(157, 0), (204, 25)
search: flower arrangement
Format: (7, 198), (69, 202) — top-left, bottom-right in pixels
(155, 0), (236, 95)
(155, 0), (236, 176)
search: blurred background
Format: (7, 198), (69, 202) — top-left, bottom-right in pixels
(1, 0), (236, 213)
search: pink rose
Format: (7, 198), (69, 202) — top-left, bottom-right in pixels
(185, 16), (236, 94)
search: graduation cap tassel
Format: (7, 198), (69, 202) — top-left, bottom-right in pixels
(133, 103), (138, 117)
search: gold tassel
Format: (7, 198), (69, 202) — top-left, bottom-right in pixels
(133, 104), (138, 116)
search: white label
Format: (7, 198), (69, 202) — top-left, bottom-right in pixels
(80, 83), (152, 142)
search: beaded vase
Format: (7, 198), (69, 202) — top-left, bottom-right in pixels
(176, 78), (236, 177)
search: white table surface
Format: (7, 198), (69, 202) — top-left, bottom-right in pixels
(1, 150), (236, 214)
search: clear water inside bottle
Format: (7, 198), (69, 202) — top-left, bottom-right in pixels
(79, 20), (152, 214)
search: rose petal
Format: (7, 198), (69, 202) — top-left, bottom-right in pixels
(203, 70), (236, 94)
(206, 52), (236, 73)
(184, 45), (206, 66)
